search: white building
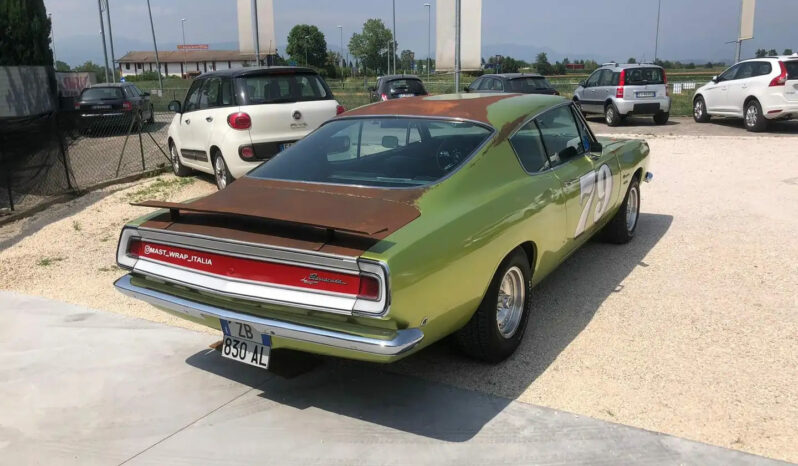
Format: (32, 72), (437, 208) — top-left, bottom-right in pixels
(117, 50), (263, 78)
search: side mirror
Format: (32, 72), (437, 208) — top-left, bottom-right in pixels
(381, 135), (399, 149)
(589, 141), (603, 153)
(167, 100), (182, 113)
(711, 75), (719, 83)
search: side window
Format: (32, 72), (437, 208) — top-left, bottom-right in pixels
(469, 78), (482, 91)
(131, 86), (143, 96)
(570, 105), (594, 153)
(509, 120), (550, 173)
(200, 77), (222, 109)
(535, 105), (585, 167)
(220, 78), (234, 106)
(585, 71), (601, 87)
(719, 64), (740, 82)
(597, 69), (614, 87)
(489, 78), (503, 91)
(735, 63), (755, 80)
(753, 61), (772, 77)
(183, 79), (204, 112)
(477, 78), (492, 90)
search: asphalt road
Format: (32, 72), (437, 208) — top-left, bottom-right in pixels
(586, 115), (798, 137)
(0, 292), (786, 466)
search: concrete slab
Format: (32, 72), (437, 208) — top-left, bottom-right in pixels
(0, 292), (788, 465)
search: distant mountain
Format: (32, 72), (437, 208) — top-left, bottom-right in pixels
(481, 42), (732, 65)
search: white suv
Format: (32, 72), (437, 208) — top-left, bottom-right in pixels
(167, 67), (344, 189)
(693, 55), (798, 132)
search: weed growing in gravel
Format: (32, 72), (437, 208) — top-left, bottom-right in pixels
(72, 221), (81, 231)
(37, 257), (65, 267)
(100, 235), (113, 242)
(98, 265), (121, 273)
(127, 177), (196, 203)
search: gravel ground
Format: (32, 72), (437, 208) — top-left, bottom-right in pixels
(0, 131), (796, 462)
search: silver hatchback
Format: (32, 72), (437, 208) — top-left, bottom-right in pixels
(573, 63), (671, 126)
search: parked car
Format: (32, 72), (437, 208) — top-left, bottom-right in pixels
(114, 93), (652, 368)
(74, 83), (154, 130)
(693, 55), (798, 132)
(573, 63), (671, 126)
(369, 75), (428, 102)
(166, 66), (345, 190)
(465, 73), (559, 95)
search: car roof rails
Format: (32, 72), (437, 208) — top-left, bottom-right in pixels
(602, 62), (618, 67)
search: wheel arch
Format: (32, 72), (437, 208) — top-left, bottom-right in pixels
(744, 95), (760, 108)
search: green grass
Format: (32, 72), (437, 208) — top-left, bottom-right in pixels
(37, 257), (65, 267)
(126, 177), (195, 203)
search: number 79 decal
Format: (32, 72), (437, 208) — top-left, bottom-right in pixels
(575, 164), (613, 237)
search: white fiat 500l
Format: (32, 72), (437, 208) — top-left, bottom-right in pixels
(167, 67), (344, 189)
(693, 55), (798, 131)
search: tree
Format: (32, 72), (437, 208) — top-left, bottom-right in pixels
(627, 57), (637, 64)
(534, 52), (553, 75)
(74, 60), (112, 83)
(349, 19), (393, 75)
(784, 49), (794, 55)
(285, 24), (327, 68)
(399, 49), (415, 72)
(755, 49), (767, 58)
(553, 61), (567, 75)
(767, 49), (778, 57)
(0, 0), (53, 66)
(54, 60), (70, 71)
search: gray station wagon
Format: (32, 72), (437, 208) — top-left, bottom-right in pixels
(573, 63), (671, 126)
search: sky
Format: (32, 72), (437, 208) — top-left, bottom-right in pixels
(45, 0), (798, 68)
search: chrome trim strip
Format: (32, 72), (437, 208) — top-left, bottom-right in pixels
(114, 274), (423, 356)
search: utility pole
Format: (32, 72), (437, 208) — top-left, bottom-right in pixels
(180, 18), (187, 75)
(338, 25), (344, 86)
(734, 0), (743, 63)
(424, 3), (431, 80)
(654, 0), (661, 62)
(105, 0), (117, 81)
(252, 0), (261, 66)
(146, 0), (162, 90)
(392, 0), (396, 74)
(305, 35), (310, 66)
(454, 0), (461, 91)
(97, 0), (110, 83)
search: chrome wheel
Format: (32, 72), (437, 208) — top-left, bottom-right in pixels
(170, 144), (180, 174)
(605, 106), (615, 124)
(626, 185), (639, 232)
(694, 100), (704, 119)
(496, 266), (525, 339)
(214, 156), (228, 189)
(745, 104), (758, 127)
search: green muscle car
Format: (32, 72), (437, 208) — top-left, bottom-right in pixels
(114, 93), (651, 368)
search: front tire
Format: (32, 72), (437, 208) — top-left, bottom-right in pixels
(455, 249), (532, 363)
(605, 103), (623, 126)
(653, 111), (669, 125)
(212, 150), (233, 190)
(170, 142), (191, 177)
(744, 99), (768, 132)
(602, 177), (640, 244)
(693, 96), (711, 123)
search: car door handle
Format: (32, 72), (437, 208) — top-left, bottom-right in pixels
(184, 119), (190, 125)
(205, 116), (213, 122)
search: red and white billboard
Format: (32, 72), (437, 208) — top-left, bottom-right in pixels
(55, 72), (96, 98)
(177, 44), (209, 50)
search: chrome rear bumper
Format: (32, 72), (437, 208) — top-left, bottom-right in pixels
(114, 274), (423, 356)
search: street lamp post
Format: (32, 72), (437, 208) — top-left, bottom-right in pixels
(338, 25), (344, 86)
(424, 3), (431, 80)
(454, 0), (461, 91)
(305, 35), (310, 66)
(180, 18), (187, 77)
(145, 0), (162, 90)
(105, 0), (117, 82)
(96, 0), (110, 83)
(654, 0), (662, 62)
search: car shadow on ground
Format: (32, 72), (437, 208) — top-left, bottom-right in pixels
(585, 115), (680, 127)
(186, 212), (673, 441)
(698, 117), (798, 134)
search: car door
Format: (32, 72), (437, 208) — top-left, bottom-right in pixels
(595, 69), (615, 107)
(704, 64), (739, 113)
(727, 61), (771, 116)
(175, 78), (209, 166)
(580, 70), (602, 113)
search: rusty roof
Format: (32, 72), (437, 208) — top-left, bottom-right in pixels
(118, 50), (258, 63)
(341, 93), (565, 127)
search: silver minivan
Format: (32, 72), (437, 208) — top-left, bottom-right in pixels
(573, 63), (671, 126)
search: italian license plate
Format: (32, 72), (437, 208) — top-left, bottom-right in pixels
(398, 93), (415, 98)
(636, 91), (655, 98)
(279, 142), (294, 152)
(220, 319), (271, 369)
(93, 105), (111, 109)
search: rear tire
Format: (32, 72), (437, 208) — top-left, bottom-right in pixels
(693, 96), (711, 123)
(147, 105), (155, 124)
(653, 111), (669, 125)
(212, 150), (233, 190)
(602, 177), (640, 244)
(170, 142), (191, 177)
(455, 249), (532, 363)
(744, 99), (768, 132)
(605, 103), (623, 126)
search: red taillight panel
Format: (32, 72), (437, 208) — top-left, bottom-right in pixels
(122, 101), (132, 111)
(131, 240), (365, 295)
(770, 61), (788, 87)
(616, 69), (625, 98)
(74, 101), (81, 110)
(380, 93), (388, 101)
(336, 104), (346, 115)
(227, 112), (252, 130)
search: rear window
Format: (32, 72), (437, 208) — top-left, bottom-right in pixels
(624, 67), (665, 85)
(241, 72), (331, 104)
(508, 77), (552, 92)
(248, 117), (492, 187)
(386, 79), (426, 95)
(81, 87), (123, 100)
(785, 61), (798, 80)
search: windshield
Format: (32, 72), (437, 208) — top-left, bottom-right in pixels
(81, 87), (123, 100)
(386, 79), (427, 95)
(248, 117), (493, 187)
(624, 67), (665, 85)
(508, 77), (552, 92)
(240, 72), (331, 104)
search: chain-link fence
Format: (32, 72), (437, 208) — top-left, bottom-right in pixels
(1, 108), (172, 219)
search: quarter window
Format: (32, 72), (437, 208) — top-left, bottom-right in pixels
(597, 69), (614, 87)
(535, 105), (586, 166)
(509, 121), (550, 172)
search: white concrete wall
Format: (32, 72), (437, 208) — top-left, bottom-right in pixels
(119, 60), (251, 78)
